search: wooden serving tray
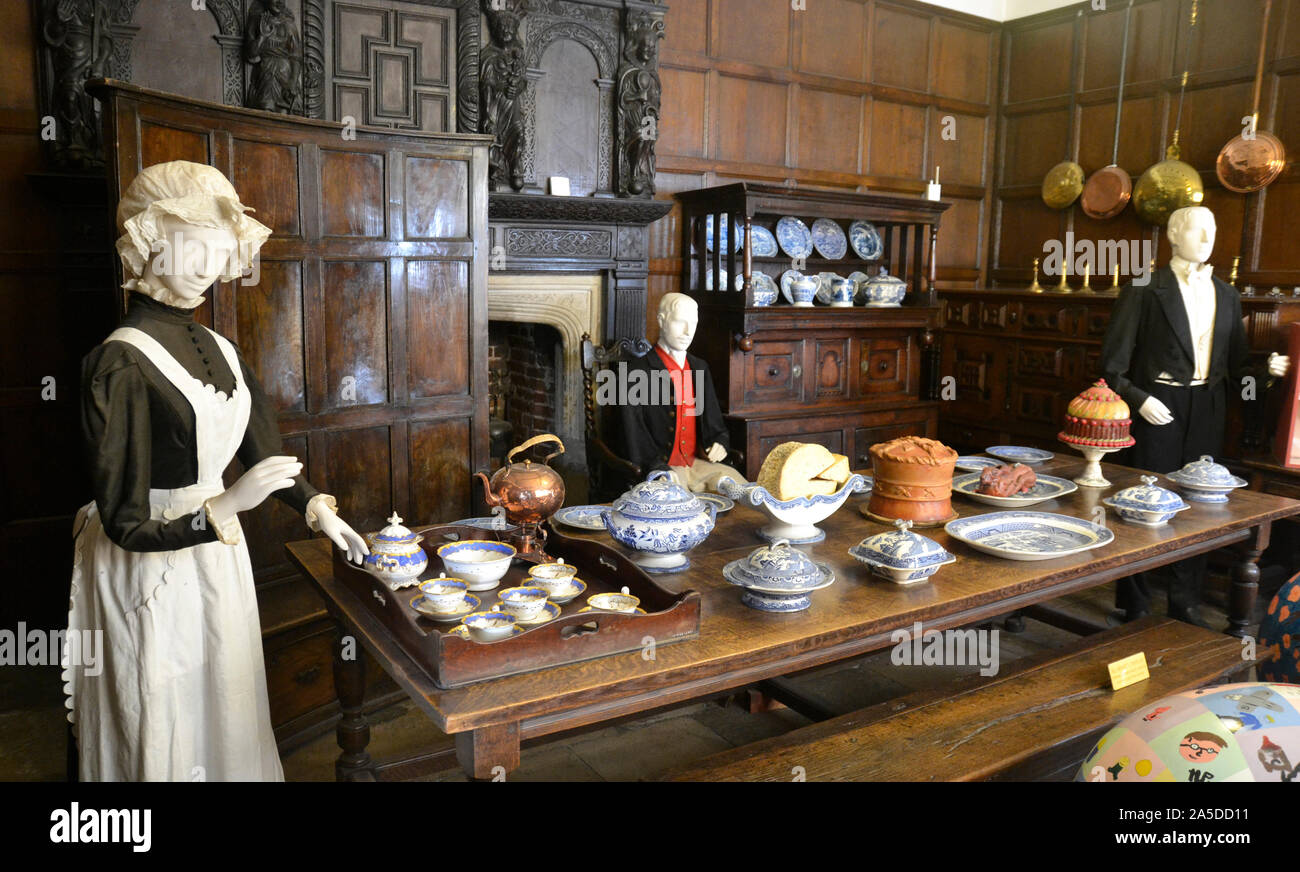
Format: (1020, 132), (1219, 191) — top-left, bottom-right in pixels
(331, 522), (702, 688)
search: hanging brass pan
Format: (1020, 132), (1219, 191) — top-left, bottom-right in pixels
(1216, 0), (1286, 193)
(1043, 161), (1085, 210)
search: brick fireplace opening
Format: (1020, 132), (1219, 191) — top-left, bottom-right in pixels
(486, 273), (603, 497)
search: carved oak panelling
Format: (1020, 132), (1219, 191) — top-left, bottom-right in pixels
(1013, 385), (1061, 426)
(745, 339), (803, 407)
(319, 149), (386, 237)
(506, 227), (612, 257)
(1020, 303), (1074, 335)
(859, 336), (907, 397)
(409, 417), (473, 522)
(322, 426), (393, 531)
(231, 139), (301, 237)
(1016, 344), (1064, 378)
(241, 434), (312, 571)
(616, 225), (646, 259)
(322, 260), (389, 407)
(235, 259), (306, 413)
(406, 259), (469, 398)
(405, 156), (468, 239)
(815, 338), (848, 399)
(978, 301), (1007, 329)
(944, 300), (976, 328)
(329, 0), (456, 132)
(138, 121), (211, 168)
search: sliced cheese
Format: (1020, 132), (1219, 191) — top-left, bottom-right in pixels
(816, 453), (850, 486)
(802, 478), (838, 496)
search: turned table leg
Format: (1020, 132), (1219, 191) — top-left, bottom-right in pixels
(332, 623), (375, 782)
(1228, 523), (1271, 640)
(455, 722), (521, 781)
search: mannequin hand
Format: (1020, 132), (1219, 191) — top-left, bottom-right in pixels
(317, 507), (369, 565)
(1138, 396), (1174, 426)
(705, 442), (727, 463)
(207, 455), (302, 525)
(1268, 353), (1290, 378)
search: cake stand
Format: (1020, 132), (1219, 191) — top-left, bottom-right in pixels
(1059, 435), (1128, 488)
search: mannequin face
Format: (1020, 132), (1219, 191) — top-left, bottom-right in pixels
(657, 298), (698, 354)
(1167, 208), (1216, 265)
(142, 215), (239, 304)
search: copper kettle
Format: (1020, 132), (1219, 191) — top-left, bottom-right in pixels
(476, 434), (566, 526)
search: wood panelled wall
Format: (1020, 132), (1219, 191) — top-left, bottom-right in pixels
(648, 0), (1002, 339)
(994, 0), (1300, 289)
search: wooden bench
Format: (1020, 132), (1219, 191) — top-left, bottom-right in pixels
(665, 617), (1253, 782)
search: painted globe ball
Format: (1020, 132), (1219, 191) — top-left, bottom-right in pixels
(1259, 572), (1300, 685)
(1077, 682), (1300, 782)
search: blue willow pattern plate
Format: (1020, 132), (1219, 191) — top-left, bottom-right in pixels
(849, 221), (883, 260)
(750, 225), (779, 257)
(951, 472), (1079, 508)
(985, 445), (1055, 464)
(811, 219), (848, 260)
(954, 456), (1000, 472)
(944, 511), (1114, 561)
(704, 214), (742, 253)
(775, 216), (813, 259)
(552, 505), (609, 531)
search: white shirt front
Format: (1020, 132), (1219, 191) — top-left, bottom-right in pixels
(1169, 255), (1216, 383)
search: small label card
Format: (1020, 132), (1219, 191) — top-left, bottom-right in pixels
(548, 176), (571, 196)
(1108, 652), (1150, 691)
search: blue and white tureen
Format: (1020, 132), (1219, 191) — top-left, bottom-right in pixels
(1166, 455), (1248, 503)
(602, 470), (717, 573)
(849, 519), (955, 584)
(860, 268), (907, 307)
(723, 538), (834, 612)
(1102, 475), (1190, 526)
(718, 473), (869, 545)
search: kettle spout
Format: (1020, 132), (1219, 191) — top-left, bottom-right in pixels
(475, 471), (500, 506)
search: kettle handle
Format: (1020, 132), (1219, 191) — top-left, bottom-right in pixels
(508, 433), (566, 465)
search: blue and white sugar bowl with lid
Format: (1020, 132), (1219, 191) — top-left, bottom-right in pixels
(1102, 475), (1190, 526)
(849, 519), (955, 584)
(1166, 455), (1248, 503)
(722, 538), (835, 612)
(602, 470), (717, 573)
(362, 512), (428, 588)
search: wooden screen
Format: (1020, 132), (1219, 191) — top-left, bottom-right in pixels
(94, 81), (490, 584)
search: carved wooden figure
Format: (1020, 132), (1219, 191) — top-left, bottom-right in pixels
(616, 10), (663, 198)
(480, 0), (529, 191)
(244, 0), (304, 114)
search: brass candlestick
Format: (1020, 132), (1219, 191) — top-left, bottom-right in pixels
(1029, 257), (1044, 293)
(1079, 261), (1093, 293)
(1229, 255), (1240, 289)
(1110, 264), (1121, 292)
(1056, 255), (1071, 293)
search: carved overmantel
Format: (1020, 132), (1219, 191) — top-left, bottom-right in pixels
(489, 192), (670, 342)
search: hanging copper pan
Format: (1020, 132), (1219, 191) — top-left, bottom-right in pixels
(1082, 0), (1135, 220)
(1216, 0), (1287, 193)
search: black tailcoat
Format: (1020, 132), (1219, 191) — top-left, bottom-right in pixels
(614, 348), (730, 475)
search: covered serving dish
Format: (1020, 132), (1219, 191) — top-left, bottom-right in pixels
(1166, 455), (1248, 503)
(1102, 475), (1191, 525)
(719, 472), (869, 544)
(602, 470), (716, 572)
(859, 267), (907, 307)
(363, 512), (428, 589)
(722, 538), (834, 612)
(849, 519), (955, 584)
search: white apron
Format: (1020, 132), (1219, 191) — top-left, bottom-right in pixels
(62, 326), (284, 782)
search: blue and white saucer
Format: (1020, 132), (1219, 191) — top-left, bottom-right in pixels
(506, 601), (561, 627)
(544, 578), (588, 605)
(553, 505), (609, 531)
(410, 592), (481, 621)
(849, 221), (883, 260)
(775, 216), (813, 259)
(985, 445), (1055, 465)
(811, 219), (848, 260)
(697, 493), (734, 513)
(750, 224), (779, 257)
(447, 624), (524, 641)
(579, 605), (648, 615)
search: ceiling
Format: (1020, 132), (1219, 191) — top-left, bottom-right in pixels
(922, 0), (1083, 22)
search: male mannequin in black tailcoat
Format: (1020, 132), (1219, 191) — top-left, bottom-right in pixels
(1101, 205), (1289, 625)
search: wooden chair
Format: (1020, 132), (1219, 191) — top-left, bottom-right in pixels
(581, 333), (653, 502)
(664, 617), (1252, 782)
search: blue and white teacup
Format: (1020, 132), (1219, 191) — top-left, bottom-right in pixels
(419, 574), (469, 612)
(498, 586), (550, 621)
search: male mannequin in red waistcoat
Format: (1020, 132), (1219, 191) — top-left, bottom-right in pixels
(618, 293), (744, 491)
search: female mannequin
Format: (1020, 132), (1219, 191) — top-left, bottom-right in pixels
(64, 161), (368, 780)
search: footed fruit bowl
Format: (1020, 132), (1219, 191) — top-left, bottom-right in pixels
(718, 474), (870, 544)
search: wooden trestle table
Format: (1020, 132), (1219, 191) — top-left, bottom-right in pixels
(285, 459), (1299, 781)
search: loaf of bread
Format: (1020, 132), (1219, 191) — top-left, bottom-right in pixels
(757, 442), (848, 500)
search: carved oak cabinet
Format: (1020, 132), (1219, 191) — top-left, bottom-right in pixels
(675, 184), (948, 478)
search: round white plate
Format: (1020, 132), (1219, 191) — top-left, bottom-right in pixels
(552, 505), (609, 530)
(952, 472), (1078, 508)
(986, 445), (1055, 465)
(811, 218), (848, 260)
(944, 511), (1113, 561)
(775, 216), (813, 259)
